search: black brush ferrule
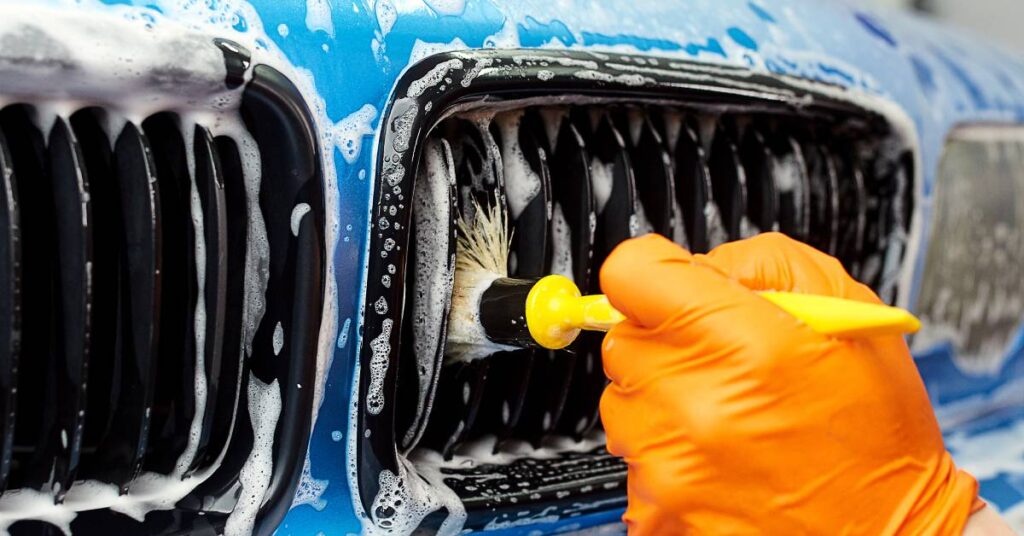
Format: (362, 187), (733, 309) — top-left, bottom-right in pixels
(479, 277), (540, 348)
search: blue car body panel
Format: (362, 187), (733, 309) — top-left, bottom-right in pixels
(11, 0), (1024, 532)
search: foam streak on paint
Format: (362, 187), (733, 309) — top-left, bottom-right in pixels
(550, 203), (573, 280)
(305, 0), (334, 37)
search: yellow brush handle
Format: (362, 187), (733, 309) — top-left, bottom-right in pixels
(525, 275), (920, 350)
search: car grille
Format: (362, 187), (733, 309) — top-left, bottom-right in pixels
(0, 55), (325, 534)
(361, 49), (914, 532)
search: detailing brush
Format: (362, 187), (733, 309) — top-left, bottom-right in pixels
(445, 198), (921, 363)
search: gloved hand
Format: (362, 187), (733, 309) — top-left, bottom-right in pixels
(599, 233), (980, 535)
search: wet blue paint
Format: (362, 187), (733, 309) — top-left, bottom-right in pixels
(854, 11), (898, 48)
(682, 37), (726, 58)
(931, 46), (989, 109)
(580, 31), (681, 52)
(747, 2), (776, 24)
(816, 62), (855, 85)
(726, 27), (757, 51)
(910, 54), (937, 94)
(518, 16), (577, 47)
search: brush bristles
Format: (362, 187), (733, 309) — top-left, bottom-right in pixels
(455, 197), (510, 277)
(445, 195), (516, 363)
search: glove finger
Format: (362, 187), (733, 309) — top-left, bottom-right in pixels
(697, 232), (881, 304)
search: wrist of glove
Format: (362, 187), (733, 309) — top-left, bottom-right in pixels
(599, 233), (978, 535)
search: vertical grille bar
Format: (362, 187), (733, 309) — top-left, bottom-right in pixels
(834, 147), (868, 272)
(501, 109), (564, 445)
(46, 117), (92, 499)
(2, 105), (56, 492)
(142, 114), (196, 474)
(740, 125), (778, 233)
(189, 125), (228, 472)
(70, 110), (120, 478)
(671, 121), (719, 253)
(709, 123), (749, 241)
(195, 136), (247, 470)
(0, 128), (19, 493)
(772, 134), (811, 242)
(802, 141), (840, 256)
(548, 115), (598, 438)
(98, 122), (162, 491)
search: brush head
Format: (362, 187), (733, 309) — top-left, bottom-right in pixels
(445, 196), (519, 363)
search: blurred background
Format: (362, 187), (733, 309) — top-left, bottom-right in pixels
(872, 0), (1024, 52)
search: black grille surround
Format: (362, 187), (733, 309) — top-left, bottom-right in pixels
(360, 49), (914, 532)
(0, 45), (325, 535)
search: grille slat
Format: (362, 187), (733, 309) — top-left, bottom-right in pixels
(619, 110), (677, 239)
(0, 127), (19, 494)
(671, 120), (718, 253)
(419, 119), (501, 457)
(99, 122), (162, 491)
(500, 109), (567, 445)
(741, 125), (778, 233)
(195, 136), (248, 470)
(773, 135), (811, 242)
(70, 110), (120, 478)
(143, 114), (197, 475)
(834, 148), (869, 272)
(547, 115), (599, 439)
(2, 106), (57, 492)
(803, 141), (841, 256)
(709, 123), (750, 241)
(189, 126), (229, 474)
(571, 111), (638, 438)
(46, 117), (92, 499)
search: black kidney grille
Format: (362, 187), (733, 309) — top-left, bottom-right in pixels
(0, 105), (239, 498)
(391, 103), (911, 526)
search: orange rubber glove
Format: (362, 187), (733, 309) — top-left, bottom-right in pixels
(599, 233), (979, 535)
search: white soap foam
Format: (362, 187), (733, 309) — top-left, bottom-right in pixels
(290, 455), (329, 512)
(291, 202), (312, 236)
(304, 0), (334, 37)
(331, 103), (378, 165)
(273, 321), (285, 355)
(366, 318), (393, 415)
(375, 0), (397, 37)
(403, 137), (456, 447)
(550, 203), (574, 281)
(366, 455), (466, 535)
(590, 158), (615, 213)
(423, 0), (466, 16)
(407, 58), (464, 98)
(224, 376), (282, 536)
(538, 107), (567, 154)
(496, 110), (541, 219)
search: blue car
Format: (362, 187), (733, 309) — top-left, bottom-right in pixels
(0, 0), (1021, 534)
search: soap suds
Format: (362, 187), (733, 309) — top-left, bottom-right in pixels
(496, 110), (542, 219)
(291, 202), (312, 236)
(366, 318), (393, 415)
(590, 159), (615, 213)
(331, 104), (378, 164)
(304, 0), (334, 37)
(550, 203), (574, 280)
(224, 376), (282, 536)
(404, 138), (456, 447)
